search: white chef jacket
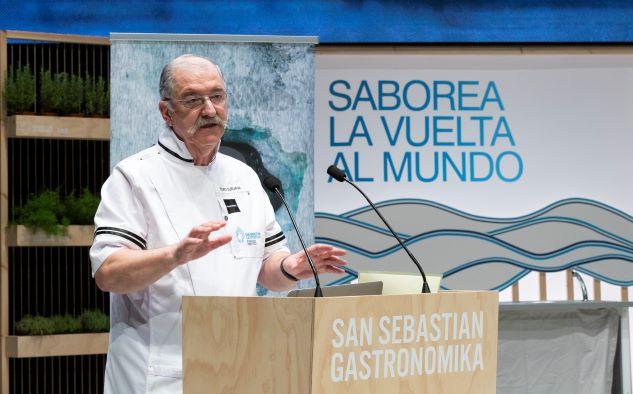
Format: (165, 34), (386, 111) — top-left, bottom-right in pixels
(90, 129), (290, 394)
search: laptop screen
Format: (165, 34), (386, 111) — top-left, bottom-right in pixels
(287, 281), (383, 297)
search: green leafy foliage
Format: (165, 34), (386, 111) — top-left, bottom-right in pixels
(40, 70), (108, 116)
(15, 188), (100, 235)
(62, 74), (84, 114)
(50, 314), (82, 334)
(84, 74), (108, 116)
(15, 310), (109, 335)
(79, 310), (110, 332)
(66, 188), (100, 225)
(84, 75), (97, 114)
(94, 76), (109, 116)
(5, 64), (35, 114)
(15, 190), (69, 235)
(40, 69), (63, 113)
(54, 73), (70, 114)
(40, 71), (86, 115)
(15, 315), (55, 335)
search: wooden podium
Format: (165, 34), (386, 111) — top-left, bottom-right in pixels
(182, 291), (498, 393)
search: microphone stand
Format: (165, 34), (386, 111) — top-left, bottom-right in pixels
(271, 187), (323, 297)
(342, 178), (431, 294)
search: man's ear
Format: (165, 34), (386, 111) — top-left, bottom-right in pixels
(158, 101), (172, 127)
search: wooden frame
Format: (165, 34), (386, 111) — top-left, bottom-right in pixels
(0, 29), (8, 394)
(2, 30), (109, 46)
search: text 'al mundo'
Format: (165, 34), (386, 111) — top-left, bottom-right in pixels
(330, 311), (485, 382)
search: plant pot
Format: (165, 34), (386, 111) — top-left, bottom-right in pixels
(6, 333), (109, 358)
(6, 115), (110, 140)
(7, 224), (95, 247)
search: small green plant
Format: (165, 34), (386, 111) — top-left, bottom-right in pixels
(83, 75), (108, 116)
(84, 75), (97, 115)
(40, 69), (63, 114)
(51, 314), (82, 333)
(15, 188), (100, 235)
(84, 75), (110, 116)
(79, 310), (109, 332)
(15, 310), (108, 335)
(15, 189), (69, 235)
(15, 315), (55, 335)
(55, 73), (70, 114)
(5, 64), (35, 114)
(94, 76), (108, 117)
(61, 74), (84, 115)
(66, 188), (100, 224)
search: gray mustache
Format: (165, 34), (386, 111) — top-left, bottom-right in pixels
(197, 116), (227, 128)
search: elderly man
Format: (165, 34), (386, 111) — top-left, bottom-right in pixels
(90, 54), (346, 394)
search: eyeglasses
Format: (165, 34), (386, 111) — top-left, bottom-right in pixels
(165, 91), (227, 109)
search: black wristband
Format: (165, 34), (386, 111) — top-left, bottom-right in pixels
(280, 256), (299, 282)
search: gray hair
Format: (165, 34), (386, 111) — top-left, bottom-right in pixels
(159, 54), (225, 100)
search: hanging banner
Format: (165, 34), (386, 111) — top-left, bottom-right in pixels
(110, 34), (317, 295)
(314, 50), (633, 291)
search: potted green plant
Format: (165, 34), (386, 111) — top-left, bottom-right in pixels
(61, 74), (84, 116)
(15, 310), (108, 335)
(84, 74), (97, 116)
(83, 74), (108, 117)
(79, 310), (110, 332)
(5, 64), (35, 115)
(66, 188), (100, 224)
(39, 69), (63, 115)
(15, 315), (55, 335)
(15, 189), (69, 236)
(50, 314), (83, 333)
(94, 76), (109, 117)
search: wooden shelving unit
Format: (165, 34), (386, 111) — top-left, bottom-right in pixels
(0, 30), (111, 393)
(6, 333), (108, 358)
(6, 225), (95, 247)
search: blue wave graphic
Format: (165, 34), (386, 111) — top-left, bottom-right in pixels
(315, 198), (633, 289)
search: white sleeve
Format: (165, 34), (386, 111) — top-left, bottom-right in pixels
(89, 166), (148, 276)
(261, 185), (290, 260)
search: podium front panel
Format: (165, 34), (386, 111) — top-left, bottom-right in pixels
(311, 291), (499, 394)
(183, 296), (314, 394)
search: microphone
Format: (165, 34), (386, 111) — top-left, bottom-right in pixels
(263, 175), (323, 297)
(326, 165), (431, 293)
